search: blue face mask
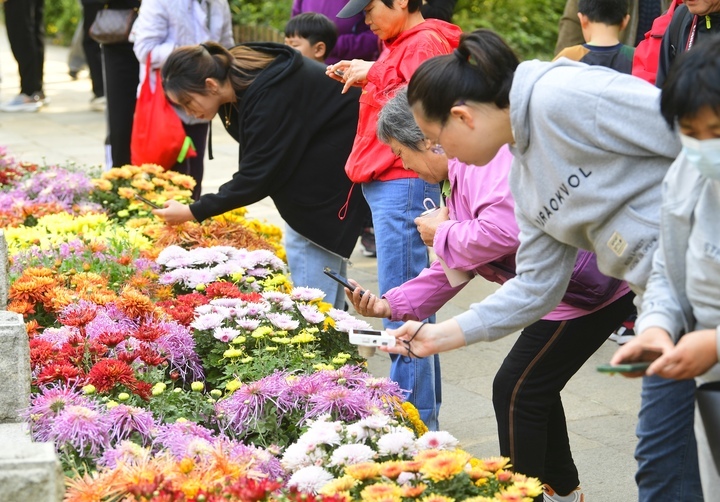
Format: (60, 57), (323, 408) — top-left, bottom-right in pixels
(679, 133), (720, 180)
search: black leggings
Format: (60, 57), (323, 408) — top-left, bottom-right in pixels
(493, 292), (636, 497)
(4, 0), (44, 96)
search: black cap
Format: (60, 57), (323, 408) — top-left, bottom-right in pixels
(337, 0), (372, 18)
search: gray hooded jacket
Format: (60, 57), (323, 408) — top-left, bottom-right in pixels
(456, 58), (680, 345)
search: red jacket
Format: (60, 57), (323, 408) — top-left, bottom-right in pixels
(345, 19), (462, 183)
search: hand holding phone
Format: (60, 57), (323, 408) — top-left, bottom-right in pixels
(323, 267), (365, 296)
(334, 69), (345, 78)
(134, 193), (162, 209)
(597, 361), (652, 373)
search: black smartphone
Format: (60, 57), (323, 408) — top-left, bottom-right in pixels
(597, 361), (652, 374)
(334, 69), (345, 77)
(134, 193), (162, 209)
(323, 267), (365, 296)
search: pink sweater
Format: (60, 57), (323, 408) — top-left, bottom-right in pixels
(383, 146), (630, 322)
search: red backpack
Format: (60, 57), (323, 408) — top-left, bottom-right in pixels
(632, 0), (684, 84)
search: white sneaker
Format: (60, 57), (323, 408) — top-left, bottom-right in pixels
(543, 484), (584, 502)
(90, 96), (106, 112)
(1, 94), (41, 112)
(608, 325), (635, 345)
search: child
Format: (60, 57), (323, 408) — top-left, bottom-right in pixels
(613, 36), (720, 497)
(284, 12), (338, 63)
(554, 0), (635, 74)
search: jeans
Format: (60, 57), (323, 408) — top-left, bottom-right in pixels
(362, 178), (442, 431)
(636, 375), (702, 501)
(284, 224), (347, 311)
(493, 292), (635, 498)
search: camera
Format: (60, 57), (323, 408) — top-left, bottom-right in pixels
(348, 328), (396, 348)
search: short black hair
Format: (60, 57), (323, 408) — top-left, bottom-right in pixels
(284, 12), (339, 56)
(661, 34), (720, 127)
(577, 0), (629, 26)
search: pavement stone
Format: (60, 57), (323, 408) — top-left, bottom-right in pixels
(0, 32), (643, 501)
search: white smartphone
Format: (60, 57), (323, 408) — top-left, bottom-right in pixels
(348, 328), (396, 348)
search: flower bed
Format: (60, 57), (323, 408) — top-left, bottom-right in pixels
(2, 148), (541, 501)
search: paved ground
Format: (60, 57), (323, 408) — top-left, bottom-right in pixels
(0, 33), (643, 500)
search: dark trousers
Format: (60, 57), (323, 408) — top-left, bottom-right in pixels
(493, 292), (636, 498)
(81, 2), (104, 98)
(102, 42), (139, 167)
(4, 0), (44, 96)
(172, 122), (209, 201)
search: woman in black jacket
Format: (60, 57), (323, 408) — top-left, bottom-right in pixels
(155, 41), (369, 309)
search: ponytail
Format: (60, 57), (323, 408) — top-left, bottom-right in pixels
(162, 41), (275, 106)
(408, 29), (519, 123)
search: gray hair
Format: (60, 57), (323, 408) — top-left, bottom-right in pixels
(377, 89), (426, 151)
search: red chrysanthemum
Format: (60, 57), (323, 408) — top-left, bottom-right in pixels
(87, 359), (137, 393)
(135, 344), (166, 367)
(97, 330), (127, 348)
(131, 322), (165, 343)
(29, 339), (56, 370)
(204, 281), (243, 299)
(58, 302), (98, 327)
(36, 362), (83, 385)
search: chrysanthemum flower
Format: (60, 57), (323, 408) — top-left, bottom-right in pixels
(106, 404), (156, 444)
(51, 404), (110, 457)
(418, 450), (470, 483)
(287, 465), (335, 494)
(415, 431), (459, 452)
(359, 482), (403, 502)
(329, 443), (376, 468)
(376, 430), (418, 458)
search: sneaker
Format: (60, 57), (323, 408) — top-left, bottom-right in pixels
(31, 91), (50, 106)
(543, 484), (584, 502)
(69, 69), (79, 80)
(0, 93), (41, 112)
(360, 227), (376, 257)
(90, 96), (106, 112)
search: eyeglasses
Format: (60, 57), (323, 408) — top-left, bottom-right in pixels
(430, 143), (445, 155)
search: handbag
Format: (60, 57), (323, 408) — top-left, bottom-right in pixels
(89, 8), (138, 45)
(696, 381), (720, 476)
(130, 55), (196, 170)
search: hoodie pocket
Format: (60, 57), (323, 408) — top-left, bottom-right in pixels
(593, 205), (659, 290)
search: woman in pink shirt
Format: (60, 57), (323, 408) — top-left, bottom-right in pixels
(346, 90), (635, 501)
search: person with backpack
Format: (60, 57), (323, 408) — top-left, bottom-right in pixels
(655, 0), (720, 87)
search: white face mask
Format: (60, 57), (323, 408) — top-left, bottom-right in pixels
(679, 133), (720, 180)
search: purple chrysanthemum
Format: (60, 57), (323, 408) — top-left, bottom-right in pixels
(216, 376), (279, 434)
(97, 440), (151, 469)
(153, 421), (217, 459)
(105, 404), (156, 445)
(23, 385), (92, 442)
(305, 385), (372, 423)
(156, 320), (204, 381)
(51, 404), (110, 457)
(290, 287), (326, 302)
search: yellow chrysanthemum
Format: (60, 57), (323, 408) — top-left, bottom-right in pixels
(418, 450), (470, 483)
(359, 482), (403, 502)
(319, 475), (357, 495)
(345, 462), (380, 481)
(418, 494), (455, 502)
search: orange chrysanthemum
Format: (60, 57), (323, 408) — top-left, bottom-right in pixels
(345, 462), (381, 481)
(116, 287), (156, 319)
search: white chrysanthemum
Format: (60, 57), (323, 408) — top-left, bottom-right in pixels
(281, 441), (315, 471)
(287, 465), (335, 494)
(302, 423), (343, 446)
(415, 430), (459, 451)
(357, 413), (392, 430)
(376, 430), (418, 457)
(190, 313), (226, 331)
(329, 443), (376, 467)
(291, 287), (326, 302)
(345, 423), (369, 442)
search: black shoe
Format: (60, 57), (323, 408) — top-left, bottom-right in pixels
(69, 70), (79, 80)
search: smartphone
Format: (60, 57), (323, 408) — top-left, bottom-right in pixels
(134, 193), (162, 209)
(597, 361), (652, 373)
(323, 267), (365, 296)
(334, 69), (345, 77)
(348, 328), (396, 348)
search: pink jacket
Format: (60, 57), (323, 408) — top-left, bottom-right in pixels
(383, 146), (630, 321)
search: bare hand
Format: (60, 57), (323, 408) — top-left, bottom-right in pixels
(610, 327), (674, 377)
(380, 319), (465, 358)
(414, 207), (449, 247)
(646, 329), (718, 380)
(153, 199), (196, 225)
(345, 279), (391, 318)
(326, 59), (373, 94)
